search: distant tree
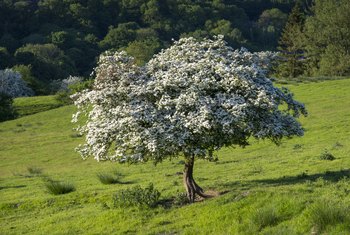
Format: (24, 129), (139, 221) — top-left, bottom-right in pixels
(72, 37), (307, 202)
(135, 28), (159, 40)
(0, 34), (19, 52)
(125, 38), (161, 65)
(15, 44), (76, 84)
(141, 0), (163, 26)
(0, 47), (14, 69)
(0, 93), (16, 122)
(304, 0), (350, 76)
(257, 8), (288, 50)
(118, 0), (146, 22)
(37, 0), (71, 26)
(206, 20), (246, 48)
(170, 1), (206, 33)
(276, 2), (306, 78)
(0, 69), (34, 97)
(50, 31), (75, 49)
(12, 64), (45, 95)
(21, 34), (48, 45)
(99, 23), (139, 50)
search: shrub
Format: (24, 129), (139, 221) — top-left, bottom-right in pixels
(113, 183), (160, 208)
(97, 173), (121, 184)
(173, 192), (189, 206)
(0, 93), (17, 122)
(319, 150), (335, 161)
(45, 179), (75, 195)
(59, 76), (83, 92)
(27, 166), (43, 175)
(293, 144), (303, 150)
(55, 77), (93, 105)
(55, 90), (73, 105)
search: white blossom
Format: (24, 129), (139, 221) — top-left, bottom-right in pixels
(0, 69), (34, 97)
(72, 36), (307, 163)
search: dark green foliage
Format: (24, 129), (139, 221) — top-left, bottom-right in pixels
(1, 0), (347, 82)
(125, 38), (161, 65)
(15, 44), (75, 81)
(21, 34), (48, 45)
(69, 79), (94, 93)
(0, 93), (17, 122)
(304, 0), (350, 76)
(44, 179), (75, 195)
(173, 192), (189, 206)
(55, 79), (94, 105)
(99, 23), (139, 50)
(0, 34), (19, 52)
(55, 91), (73, 105)
(0, 47), (14, 69)
(27, 166), (43, 175)
(113, 183), (161, 208)
(257, 8), (288, 50)
(0, 0), (297, 88)
(12, 64), (45, 95)
(319, 150), (335, 161)
(276, 2), (305, 78)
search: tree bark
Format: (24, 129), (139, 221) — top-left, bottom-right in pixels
(183, 155), (209, 203)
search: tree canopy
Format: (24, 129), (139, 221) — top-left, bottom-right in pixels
(73, 36), (307, 201)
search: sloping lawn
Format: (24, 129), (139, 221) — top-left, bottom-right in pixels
(1, 79), (350, 234)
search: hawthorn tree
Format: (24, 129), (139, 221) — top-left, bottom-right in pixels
(73, 36), (307, 202)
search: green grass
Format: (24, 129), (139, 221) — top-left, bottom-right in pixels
(307, 199), (349, 233)
(44, 179), (76, 195)
(1, 79), (350, 234)
(97, 172), (122, 185)
(13, 95), (63, 117)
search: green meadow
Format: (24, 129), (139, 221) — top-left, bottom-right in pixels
(1, 79), (350, 234)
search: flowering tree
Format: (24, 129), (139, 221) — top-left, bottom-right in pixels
(0, 69), (34, 97)
(73, 36), (307, 202)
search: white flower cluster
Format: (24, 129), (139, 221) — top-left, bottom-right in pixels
(0, 69), (34, 97)
(72, 36), (307, 163)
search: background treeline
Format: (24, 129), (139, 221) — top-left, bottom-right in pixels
(0, 0), (349, 96)
(277, 0), (350, 78)
(0, 0), (295, 94)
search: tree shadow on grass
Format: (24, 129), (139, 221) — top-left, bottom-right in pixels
(219, 169), (350, 190)
(0, 185), (26, 190)
(250, 169), (350, 186)
(119, 180), (135, 185)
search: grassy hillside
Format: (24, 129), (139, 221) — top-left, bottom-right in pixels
(1, 79), (350, 234)
(13, 96), (62, 117)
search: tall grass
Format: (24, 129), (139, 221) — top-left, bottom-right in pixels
(44, 179), (75, 195)
(97, 173), (121, 184)
(309, 200), (349, 232)
(251, 206), (280, 230)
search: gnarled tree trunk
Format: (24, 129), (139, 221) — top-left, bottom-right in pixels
(183, 155), (209, 203)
